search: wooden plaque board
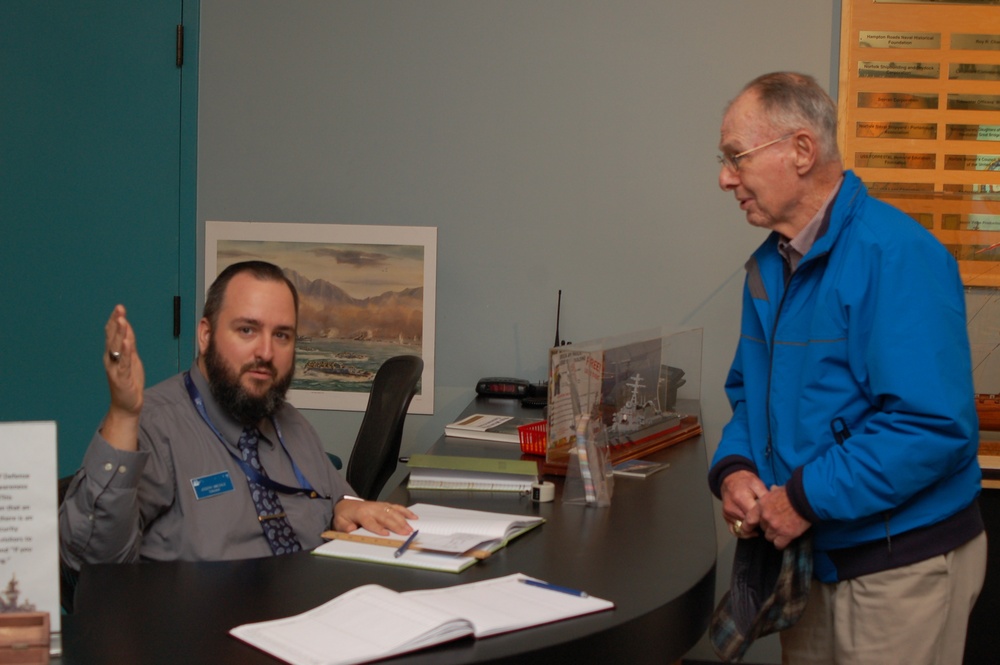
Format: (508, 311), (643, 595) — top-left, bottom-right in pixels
(838, 1), (1000, 286)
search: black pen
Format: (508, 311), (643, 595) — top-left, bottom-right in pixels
(394, 530), (419, 558)
(518, 578), (589, 598)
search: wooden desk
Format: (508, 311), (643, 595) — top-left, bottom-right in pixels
(57, 397), (717, 665)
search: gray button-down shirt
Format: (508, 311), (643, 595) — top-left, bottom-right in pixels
(60, 363), (351, 568)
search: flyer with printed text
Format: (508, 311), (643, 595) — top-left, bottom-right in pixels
(0, 421), (60, 634)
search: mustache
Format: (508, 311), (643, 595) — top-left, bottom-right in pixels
(241, 360), (276, 377)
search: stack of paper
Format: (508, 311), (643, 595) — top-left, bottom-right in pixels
(407, 455), (538, 493)
(406, 454), (538, 492)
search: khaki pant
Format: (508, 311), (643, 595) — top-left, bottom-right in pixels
(780, 531), (987, 665)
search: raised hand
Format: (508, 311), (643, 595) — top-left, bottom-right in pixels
(101, 305), (145, 450)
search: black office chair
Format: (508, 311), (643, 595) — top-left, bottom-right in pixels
(344, 354), (424, 500)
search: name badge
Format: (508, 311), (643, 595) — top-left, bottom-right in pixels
(191, 471), (235, 500)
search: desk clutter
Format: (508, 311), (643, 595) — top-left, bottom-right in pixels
(314, 503), (544, 573)
(230, 573), (613, 665)
(443, 413), (543, 444)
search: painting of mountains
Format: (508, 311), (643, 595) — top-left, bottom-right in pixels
(205, 222), (436, 412)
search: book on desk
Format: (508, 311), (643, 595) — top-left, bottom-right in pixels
(314, 503), (544, 573)
(230, 572), (614, 665)
(405, 453), (538, 492)
(444, 413), (542, 443)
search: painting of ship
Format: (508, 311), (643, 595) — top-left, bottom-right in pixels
(1, 574), (36, 612)
(333, 351), (369, 362)
(302, 360), (375, 382)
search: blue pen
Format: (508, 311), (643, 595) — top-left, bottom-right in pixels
(518, 578), (589, 598)
(394, 530), (419, 558)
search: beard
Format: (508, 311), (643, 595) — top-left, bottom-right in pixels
(202, 337), (294, 426)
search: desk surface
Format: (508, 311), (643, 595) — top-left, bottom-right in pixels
(58, 397), (717, 665)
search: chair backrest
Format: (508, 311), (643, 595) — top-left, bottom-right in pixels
(345, 354), (424, 500)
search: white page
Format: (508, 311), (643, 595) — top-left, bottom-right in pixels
(0, 421), (60, 634)
(313, 537), (477, 573)
(231, 574), (614, 665)
(331, 503), (543, 551)
(403, 503), (542, 541)
(402, 573), (614, 638)
(230, 584), (474, 665)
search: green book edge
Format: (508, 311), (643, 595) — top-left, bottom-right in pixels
(407, 454), (539, 477)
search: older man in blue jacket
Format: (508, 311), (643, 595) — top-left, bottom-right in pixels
(708, 72), (986, 664)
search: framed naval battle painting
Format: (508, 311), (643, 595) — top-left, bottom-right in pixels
(205, 221), (436, 414)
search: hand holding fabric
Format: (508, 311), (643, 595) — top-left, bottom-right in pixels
(721, 469), (768, 537)
(754, 485), (811, 549)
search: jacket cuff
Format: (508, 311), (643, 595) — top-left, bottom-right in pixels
(707, 454), (757, 498)
(786, 466), (819, 524)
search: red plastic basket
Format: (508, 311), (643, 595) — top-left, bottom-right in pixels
(517, 420), (548, 456)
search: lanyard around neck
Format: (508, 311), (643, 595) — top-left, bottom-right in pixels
(183, 371), (326, 499)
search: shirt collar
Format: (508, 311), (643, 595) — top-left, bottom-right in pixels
(777, 175), (843, 273)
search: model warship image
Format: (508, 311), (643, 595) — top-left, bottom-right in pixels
(606, 374), (680, 446)
(302, 360), (375, 381)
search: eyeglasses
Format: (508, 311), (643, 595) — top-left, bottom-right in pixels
(717, 134), (793, 172)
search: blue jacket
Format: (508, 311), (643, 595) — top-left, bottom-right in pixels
(709, 171), (982, 583)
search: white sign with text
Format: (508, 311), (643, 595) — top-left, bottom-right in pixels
(0, 421), (60, 633)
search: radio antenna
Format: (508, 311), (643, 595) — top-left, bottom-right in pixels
(554, 290), (562, 347)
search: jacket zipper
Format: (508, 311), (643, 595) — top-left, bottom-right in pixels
(764, 268), (794, 481)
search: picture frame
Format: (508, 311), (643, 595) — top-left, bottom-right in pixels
(205, 221), (436, 414)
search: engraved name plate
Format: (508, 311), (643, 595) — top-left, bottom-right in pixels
(944, 154), (1000, 171)
(869, 182), (936, 193)
(948, 94), (1000, 111)
(907, 212), (935, 229)
(949, 63), (1000, 81)
(857, 91), (939, 109)
(859, 31), (941, 49)
(856, 121), (937, 139)
(855, 152), (937, 169)
(858, 61), (940, 79)
(944, 183), (1000, 194)
(942, 214), (1000, 231)
(946, 125), (1000, 141)
(952, 34), (1000, 51)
